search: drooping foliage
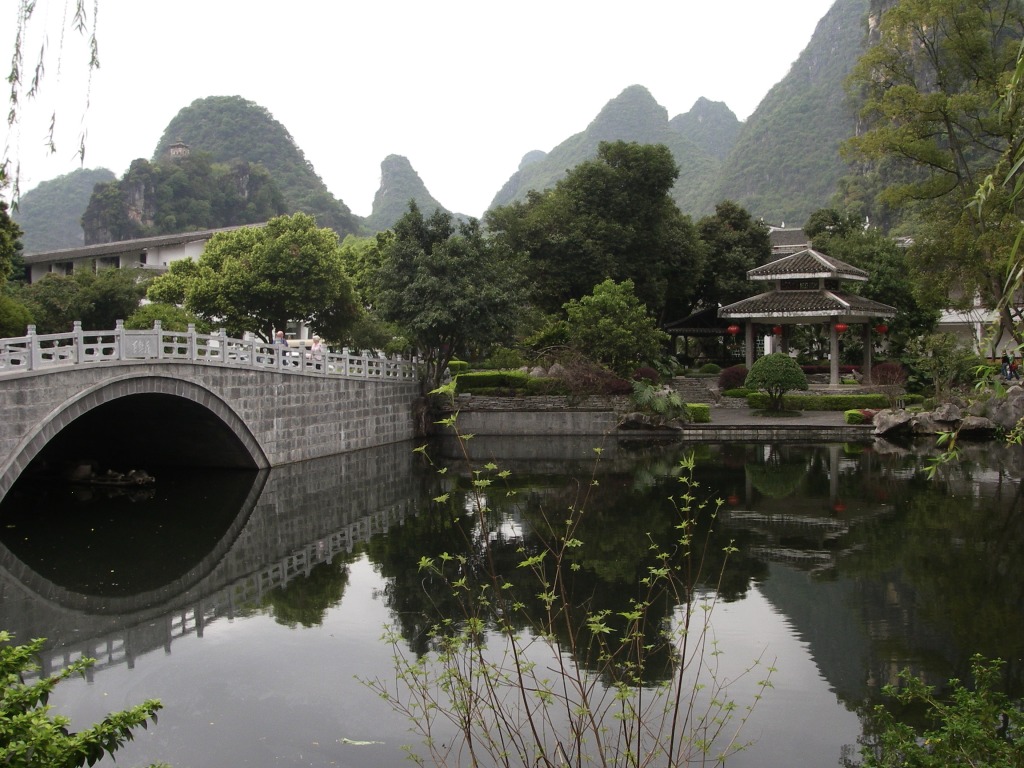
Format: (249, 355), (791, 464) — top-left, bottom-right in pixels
(146, 213), (359, 342)
(843, 0), (1024, 341)
(371, 202), (526, 388)
(81, 153), (286, 243)
(486, 141), (704, 322)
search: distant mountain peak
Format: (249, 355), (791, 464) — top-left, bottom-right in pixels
(586, 85), (669, 144)
(364, 154), (450, 233)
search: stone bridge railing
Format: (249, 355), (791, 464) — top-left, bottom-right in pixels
(0, 321), (419, 382)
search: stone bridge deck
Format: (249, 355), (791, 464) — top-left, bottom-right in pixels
(0, 324), (423, 499)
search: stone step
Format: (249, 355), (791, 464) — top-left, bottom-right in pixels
(667, 377), (718, 404)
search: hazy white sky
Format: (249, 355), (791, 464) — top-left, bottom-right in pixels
(6, 0), (837, 219)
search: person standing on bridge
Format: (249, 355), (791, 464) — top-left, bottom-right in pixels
(274, 331), (288, 348)
(309, 335), (325, 370)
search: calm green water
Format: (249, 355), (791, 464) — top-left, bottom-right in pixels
(0, 436), (1021, 767)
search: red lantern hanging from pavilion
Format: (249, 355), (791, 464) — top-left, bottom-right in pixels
(726, 324), (741, 336)
(874, 323), (889, 335)
(772, 325), (783, 335)
(834, 322), (849, 334)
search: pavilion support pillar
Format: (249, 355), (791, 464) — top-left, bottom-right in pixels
(862, 324), (873, 384)
(829, 322), (840, 387)
(744, 321), (754, 368)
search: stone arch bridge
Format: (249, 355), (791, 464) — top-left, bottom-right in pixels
(0, 324), (422, 500)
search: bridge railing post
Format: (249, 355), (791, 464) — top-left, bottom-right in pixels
(25, 324), (37, 371)
(115, 319), (125, 361)
(188, 324), (197, 362)
(72, 321), (84, 365)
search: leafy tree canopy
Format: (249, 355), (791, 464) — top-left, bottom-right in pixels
(693, 200), (772, 312)
(372, 202), (526, 388)
(125, 302), (212, 333)
(843, 0), (1024, 339)
(486, 141), (705, 322)
(806, 208), (939, 352)
(17, 267), (150, 333)
(564, 278), (670, 376)
(147, 213), (359, 342)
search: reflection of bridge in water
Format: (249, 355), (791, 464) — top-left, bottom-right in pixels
(0, 440), (425, 678)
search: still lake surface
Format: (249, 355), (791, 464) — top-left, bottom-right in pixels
(0, 434), (1022, 768)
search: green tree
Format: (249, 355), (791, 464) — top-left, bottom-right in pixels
(855, 655), (1024, 768)
(744, 353), (809, 411)
(694, 200), (772, 311)
(486, 141), (705, 321)
(843, 0), (1024, 341)
(17, 267), (149, 333)
(0, 193), (23, 285)
(147, 213), (359, 341)
(563, 278), (669, 376)
(372, 202), (525, 388)
(125, 302), (211, 333)
(0, 294), (32, 337)
(806, 208), (939, 353)
(0, 631), (162, 768)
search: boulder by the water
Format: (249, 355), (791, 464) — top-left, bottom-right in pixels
(873, 408), (914, 436)
(986, 385), (1024, 431)
(957, 415), (999, 438)
(931, 402), (962, 423)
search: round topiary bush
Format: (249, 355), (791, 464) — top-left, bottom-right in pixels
(744, 354), (809, 411)
(718, 364), (748, 391)
(698, 363), (721, 375)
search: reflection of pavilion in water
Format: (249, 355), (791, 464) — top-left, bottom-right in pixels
(0, 441), (424, 679)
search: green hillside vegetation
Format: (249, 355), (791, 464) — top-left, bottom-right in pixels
(363, 154), (453, 233)
(489, 85), (734, 218)
(710, 0), (868, 225)
(13, 168), (115, 252)
(81, 153), (287, 243)
(152, 96), (359, 236)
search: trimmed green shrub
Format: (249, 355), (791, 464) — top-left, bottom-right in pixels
(747, 392), (924, 410)
(718, 364), (748, 390)
(482, 347), (526, 370)
(844, 409), (878, 425)
(454, 370), (530, 393)
(745, 354), (808, 411)
(687, 404), (711, 423)
(448, 359), (470, 375)
(525, 377), (571, 396)
(721, 387), (752, 398)
(698, 363), (722, 375)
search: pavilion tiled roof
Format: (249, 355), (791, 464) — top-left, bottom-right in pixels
(747, 248), (868, 281)
(718, 289), (896, 320)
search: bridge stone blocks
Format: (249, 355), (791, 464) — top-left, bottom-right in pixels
(0, 361), (422, 499)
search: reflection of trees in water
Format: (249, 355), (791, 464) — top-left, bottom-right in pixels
(365, 455), (767, 679)
(745, 447), (808, 499)
(841, 449), (1024, 701)
(261, 557), (353, 628)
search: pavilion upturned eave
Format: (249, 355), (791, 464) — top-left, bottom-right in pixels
(717, 289), (897, 323)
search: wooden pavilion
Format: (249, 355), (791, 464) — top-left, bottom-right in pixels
(718, 248), (896, 387)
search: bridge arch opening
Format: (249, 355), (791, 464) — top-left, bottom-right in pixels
(4, 375), (269, 500)
(27, 392), (260, 474)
